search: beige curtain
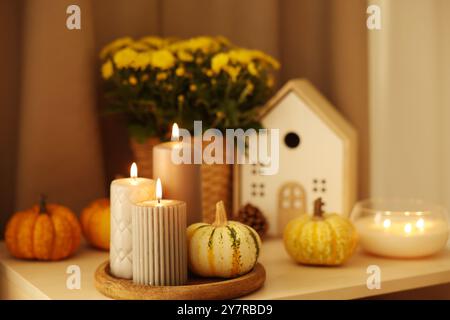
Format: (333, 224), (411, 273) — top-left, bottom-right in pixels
(15, 0), (105, 214)
(369, 2), (450, 299)
(0, 1), (22, 235)
(0, 0), (368, 233)
(369, 0), (450, 209)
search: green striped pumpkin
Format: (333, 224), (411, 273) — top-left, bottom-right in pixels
(187, 201), (261, 278)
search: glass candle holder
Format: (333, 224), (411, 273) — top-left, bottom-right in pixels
(351, 199), (449, 258)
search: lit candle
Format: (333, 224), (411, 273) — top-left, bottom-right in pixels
(355, 214), (449, 258)
(153, 123), (202, 225)
(132, 178), (187, 286)
(416, 218), (425, 230)
(110, 163), (155, 279)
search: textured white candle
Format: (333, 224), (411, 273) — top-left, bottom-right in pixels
(110, 164), (155, 279)
(132, 198), (187, 286)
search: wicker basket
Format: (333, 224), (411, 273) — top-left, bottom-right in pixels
(200, 137), (234, 223)
(201, 162), (233, 223)
(129, 137), (161, 179)
(131, 136), (233, 223)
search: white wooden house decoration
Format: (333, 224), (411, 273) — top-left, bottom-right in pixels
(233, 79), (357, 237)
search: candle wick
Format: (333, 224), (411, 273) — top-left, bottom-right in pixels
(158, 198), (161, 204)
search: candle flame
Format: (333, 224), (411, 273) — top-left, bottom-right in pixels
(404, 223), (412, 234)
(383, 219), (391, 229)
(171, 123), (179, 141)
(416, 218), (425, 230)
(156, 178), (162, 202)
(130, 162), (138, 178)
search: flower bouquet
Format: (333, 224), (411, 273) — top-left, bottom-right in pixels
(100, 35), (279, 219)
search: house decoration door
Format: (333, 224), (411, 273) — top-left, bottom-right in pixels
(277, 182), (306, 236)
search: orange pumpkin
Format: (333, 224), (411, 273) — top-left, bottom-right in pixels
(5, 196), (81, 260)
(80, 198), (110, 250)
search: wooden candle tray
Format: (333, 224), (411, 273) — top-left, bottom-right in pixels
(94, 261), (266, 300)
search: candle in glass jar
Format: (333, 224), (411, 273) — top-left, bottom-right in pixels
(153, 123), (202, 225)
(110, 163), (155, 279)
(355, 214), (449, 258)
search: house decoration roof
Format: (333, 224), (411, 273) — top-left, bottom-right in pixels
(258, 78), (357, 146)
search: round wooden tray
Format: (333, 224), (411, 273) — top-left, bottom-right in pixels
(94, 261), (266, 300)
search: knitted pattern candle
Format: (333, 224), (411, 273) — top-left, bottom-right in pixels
(110, 163), (155, 279)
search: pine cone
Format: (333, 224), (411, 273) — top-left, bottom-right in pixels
(236, 203), (268, 239)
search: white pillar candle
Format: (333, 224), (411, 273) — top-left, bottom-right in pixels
(355, 216), (449, 258)
(110, 163), (155, 279)
(132, 178), (187, 286)
(153, 123), (202, 226)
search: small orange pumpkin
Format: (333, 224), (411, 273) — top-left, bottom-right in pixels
(5, 195), (81, 260)
(80, 198), (110, 250)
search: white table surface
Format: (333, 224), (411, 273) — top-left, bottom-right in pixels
(1, 239), (450, 300)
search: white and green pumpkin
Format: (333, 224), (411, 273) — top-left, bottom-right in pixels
(187, 201), (261, 278)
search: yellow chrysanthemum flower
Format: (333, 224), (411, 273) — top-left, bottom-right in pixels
(100, 35), (279, 129)
(186, 36), (218, 52)
(101, 60), (113, 79)
(139, 36), (165, 48)
(247, 62), (258, 76)
(227, 49), (280, 70)
(228, 49), (253, 65)
(100, 37), (133, 59)
(211, 53), (229, 73)
(168, 36), (224, 55)
(195, 57), (203, 65)
(224, 65), (241, 82)
(175, 67), (185, 77)
(129, 76), (138, 86)
(132, 51), (153, 70)
(177, 50), (194, 62)
(114, 47), (138, 69)
(130, 41), (150, 51)
(216, 36), (231, 46)
(251, 50), (280, 69)
(156, 72), (168, 81)
(246, 81), (254, 93)
(151, 50), (175, 70)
